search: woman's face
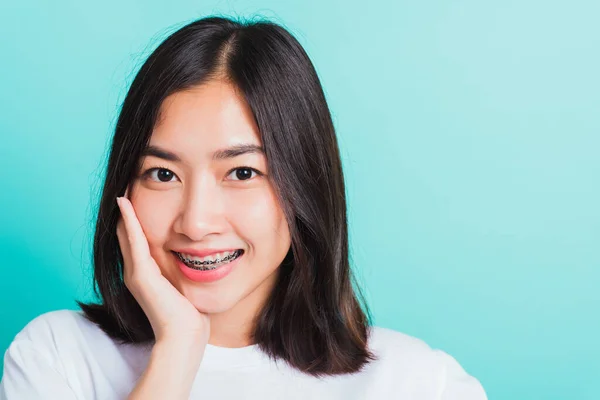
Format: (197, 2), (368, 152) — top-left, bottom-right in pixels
(128, 80), (291, 321)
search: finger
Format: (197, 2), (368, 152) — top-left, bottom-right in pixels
(115, 218), (133, 274)
(117, 196), (152, 268)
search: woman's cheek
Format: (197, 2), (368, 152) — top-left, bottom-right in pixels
(225, 186), (281, 232)
(131, 191), (174, 248)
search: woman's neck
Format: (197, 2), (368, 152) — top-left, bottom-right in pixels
(206, 271), (278, 348)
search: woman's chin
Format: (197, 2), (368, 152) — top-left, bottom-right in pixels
(182, 291), (234, 315)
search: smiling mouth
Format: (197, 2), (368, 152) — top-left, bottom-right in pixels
(173, 249), (244, 271)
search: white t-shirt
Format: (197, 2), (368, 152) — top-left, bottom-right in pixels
(0, 310), (487, 399)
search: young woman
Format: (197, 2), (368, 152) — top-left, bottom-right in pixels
(0, 16), (487, 399)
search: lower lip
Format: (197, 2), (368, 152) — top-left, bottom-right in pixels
(173, 251), (242, 283)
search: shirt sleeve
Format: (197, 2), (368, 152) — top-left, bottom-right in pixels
(0, 339), (78, 400)
(434, 350), (488, 400)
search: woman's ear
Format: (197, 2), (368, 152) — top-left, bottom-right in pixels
(124, 186), (130, 199)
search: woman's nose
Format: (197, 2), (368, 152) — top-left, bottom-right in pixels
(173, 178), (226, 241)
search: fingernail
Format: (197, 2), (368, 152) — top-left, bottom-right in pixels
(116, 197), (122, 207)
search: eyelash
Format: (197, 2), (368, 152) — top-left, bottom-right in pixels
(140, 165), (263, 183)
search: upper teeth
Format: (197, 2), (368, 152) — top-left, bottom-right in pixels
(178, 250), (238, 263)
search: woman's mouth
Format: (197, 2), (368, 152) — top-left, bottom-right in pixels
(172, 249), (245, 283)
(173, 249), (244, 271)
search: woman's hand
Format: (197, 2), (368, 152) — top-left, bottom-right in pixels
(115, 189), (210, 345)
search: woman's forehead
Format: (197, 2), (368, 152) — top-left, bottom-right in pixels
(150, 81), (262, 158)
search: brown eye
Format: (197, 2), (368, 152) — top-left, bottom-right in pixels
(226, 167), (261, 181)
(145, 168), (179, 183)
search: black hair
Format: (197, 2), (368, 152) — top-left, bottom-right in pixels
(77, 15), (376, 376)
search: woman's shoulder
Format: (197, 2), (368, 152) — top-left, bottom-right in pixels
(1, 310), (106, 387)
(12, 309), (95, 345)
(367, 325), (445, 376)
(7, 308), (132, 362)
(367, 325), (441, 362)
(366, 326), (487, 399)
(2, 310), (150, 399)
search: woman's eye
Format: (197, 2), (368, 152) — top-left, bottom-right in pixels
(141, 167), (260, 183)
(144, 168), (179, 183)
(227, 167), (260, 181)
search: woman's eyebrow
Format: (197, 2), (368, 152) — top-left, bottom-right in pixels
(141, 143), (265, 162)
(212, 144), (265, 160)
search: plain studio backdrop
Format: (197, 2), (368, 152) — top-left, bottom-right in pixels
(0, 1), (598, 399)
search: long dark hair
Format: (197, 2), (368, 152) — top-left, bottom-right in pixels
(77, 15), (376, 376)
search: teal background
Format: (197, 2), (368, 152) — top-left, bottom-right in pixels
(1, 1), (599, 399)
